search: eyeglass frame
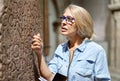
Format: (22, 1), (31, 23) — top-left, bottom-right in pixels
(59, 16), (75, 23)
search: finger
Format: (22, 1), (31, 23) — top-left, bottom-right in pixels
(32, 41), (42, 46)
(32, 38), (41, 44)
(33, 35), (41, 40)
(37, 33), (43, 39)
(33, 35), (42, 42)
(34, 33), (42, 39)
(37, 33), (40, 37)
(31, 43), (43, 50)
(31, 45), (42, 50)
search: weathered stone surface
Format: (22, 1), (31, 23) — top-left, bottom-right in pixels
(109, 0), (120, 81)
(0, 0), (43, 81)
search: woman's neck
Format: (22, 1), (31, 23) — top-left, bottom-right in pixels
(68, 36), (83, 49)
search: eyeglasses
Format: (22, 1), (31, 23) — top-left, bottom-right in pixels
(60, 16), (75, 23)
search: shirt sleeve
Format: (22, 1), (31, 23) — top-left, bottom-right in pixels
(48, 55), (58, 75)
(47, 44), (64, 75)
(94, 49), (111, 81)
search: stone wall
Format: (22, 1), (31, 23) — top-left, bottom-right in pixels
(0, 0), (43, 81)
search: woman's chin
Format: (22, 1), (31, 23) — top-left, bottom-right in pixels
(61, 32), (67, 36)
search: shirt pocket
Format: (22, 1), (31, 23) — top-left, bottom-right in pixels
(76, 57), (95, 69)
(76, 68), (92, 77)
(74, 58), (95, 77)
(74, 68), (93, 81)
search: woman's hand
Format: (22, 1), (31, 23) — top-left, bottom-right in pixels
(31, 33), (43, 55)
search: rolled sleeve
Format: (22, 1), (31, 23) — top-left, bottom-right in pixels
(48, 55), (58, 74)
(94, 49), (111, 81)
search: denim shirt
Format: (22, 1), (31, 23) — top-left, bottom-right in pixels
(48, 39), (111, 81)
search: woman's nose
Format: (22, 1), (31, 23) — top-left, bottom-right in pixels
(61, 19), (67, 24)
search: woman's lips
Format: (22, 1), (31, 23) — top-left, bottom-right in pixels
(61, 27), (67, 32)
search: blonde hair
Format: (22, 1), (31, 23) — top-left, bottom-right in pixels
(64, 4), (94, 39)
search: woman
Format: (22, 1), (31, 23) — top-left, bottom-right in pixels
(31, 4), (111, 81)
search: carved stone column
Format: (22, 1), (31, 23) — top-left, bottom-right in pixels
(108, 0), (120, 80)
(114, 12), (120, 69)
(0, 0), (43, 81)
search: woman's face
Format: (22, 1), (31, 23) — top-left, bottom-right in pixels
(60, 10), (77, 37)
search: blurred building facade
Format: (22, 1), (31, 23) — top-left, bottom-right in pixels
(0, 0), (120, 81)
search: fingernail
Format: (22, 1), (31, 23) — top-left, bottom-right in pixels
(37, 33), (40, 36)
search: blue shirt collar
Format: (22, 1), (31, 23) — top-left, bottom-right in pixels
(61, 38), (90, 52)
